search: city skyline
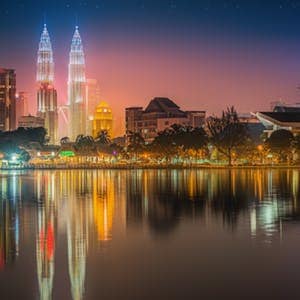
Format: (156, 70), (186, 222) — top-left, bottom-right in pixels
(3, 1), (300, 136)
(2, 3), (300, 299)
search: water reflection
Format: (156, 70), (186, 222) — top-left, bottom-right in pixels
(92, 171), (115, 242)
(65, 172), (89, 300)
(36, 172), (56, 300)
(0, 169), (300, 299)
(0, 174), (19, 269)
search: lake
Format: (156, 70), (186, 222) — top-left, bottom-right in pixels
(0, 169), (300, 299)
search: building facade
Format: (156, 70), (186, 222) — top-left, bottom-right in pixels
(125, 97), (206, 143)
(0, 68), (16, 131)
(18, 115), (45, 128)
(86, 79), (100, 135)
(253, 104), (300, 138)
(16, 91), (29, 125)
(36, 24), (58, 144)
(68, 26), (86, 141)
(92, 101), (113, 138)
(37, 85), (58, 143)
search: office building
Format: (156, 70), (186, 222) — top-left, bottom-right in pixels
(86, 79), (100, 134)
(16, 91), (29, 125)
(0, 68), (16, 131)
(18, 115), (45, 128)
(68, 26), (86, 141)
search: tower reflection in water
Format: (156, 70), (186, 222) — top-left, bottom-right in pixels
(36, 172), (56, 300)
(1, 169), (300, 299)
(65, 171), (90, 300)
(35, 170), (118, 300)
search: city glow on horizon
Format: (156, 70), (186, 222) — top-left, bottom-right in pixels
(3, 1), (300, 137)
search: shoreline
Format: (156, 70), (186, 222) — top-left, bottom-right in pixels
(1, 164), (300, 171)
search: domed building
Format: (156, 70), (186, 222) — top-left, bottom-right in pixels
(92, 101), (113, 139)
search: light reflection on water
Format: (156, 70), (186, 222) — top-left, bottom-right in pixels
(0, 169), (300, 299)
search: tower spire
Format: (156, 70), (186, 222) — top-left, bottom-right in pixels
(37, 23), (54, 83)
(36, 24), (58, 145)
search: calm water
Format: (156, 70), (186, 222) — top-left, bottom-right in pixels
(0, 169), (300, 299)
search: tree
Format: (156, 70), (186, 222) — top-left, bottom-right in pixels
(151, 128), (178, 161)
(0, 127), (47, 160)
(127, 132), (145, 158)
(175, 125), (208, 151)
(95, 130), (111, 145)
(207, 106), (249, 166)
(74, 135), (96, 155)
(266, 129), (294, 163)
(60, 136), (70, 145)
(151, 124), (208, 162)
(292, 135), (300, 162)
(0, 127), (47, 146)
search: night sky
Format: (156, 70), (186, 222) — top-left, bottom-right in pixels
(1, 0), (300, 135)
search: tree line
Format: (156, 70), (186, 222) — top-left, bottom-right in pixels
(1, 107), (300, 165)
(0, 127), (47, 161)
(62, 106), (300, 165)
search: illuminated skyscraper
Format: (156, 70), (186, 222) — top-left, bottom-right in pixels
(37, 24), (54, 83)
(68, 26), (86, 141)
(16, 91), (29, 124)
(36, 24), (58, 144)
(86, 79), (100, 135)
(0, 68), (16, 131)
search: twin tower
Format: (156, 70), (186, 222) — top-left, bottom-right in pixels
(37, 24), (86, 143)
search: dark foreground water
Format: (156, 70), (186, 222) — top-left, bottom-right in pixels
(0, 169), (300, 299)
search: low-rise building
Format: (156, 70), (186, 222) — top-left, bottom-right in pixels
(254, 105), (300, 137)
(126, 97), (205, 143)
(18, 115), (45, 128)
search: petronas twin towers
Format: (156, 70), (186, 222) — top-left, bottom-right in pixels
(37, 24), (86, 143)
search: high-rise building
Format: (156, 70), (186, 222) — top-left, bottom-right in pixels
(16, 91), (29, 125)
(37, 85), (58, 143)
(92, 101), (113, 138)
(86, 79), (100, 135)
(0, 68), (16, 131)
(37, 24), (54, 83)
(68, 26), (86, 141)
(36, 24), (58, 144)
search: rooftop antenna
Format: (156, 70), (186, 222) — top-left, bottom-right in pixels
(75, 13), (78, 28)
(43, 12), (47, 26)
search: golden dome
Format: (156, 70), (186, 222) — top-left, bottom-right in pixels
(94, 101), (112, 116)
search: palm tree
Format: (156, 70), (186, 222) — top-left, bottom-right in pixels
(95, 130), (111, 145)
(74, 135), (96, 155)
